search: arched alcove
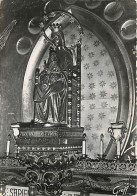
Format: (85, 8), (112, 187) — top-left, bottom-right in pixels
(22, 6), (135, 159)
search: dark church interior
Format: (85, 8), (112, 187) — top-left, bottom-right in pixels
(0, 0), (136, 195)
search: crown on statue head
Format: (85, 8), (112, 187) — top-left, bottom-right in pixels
(49, 23), (62, 33)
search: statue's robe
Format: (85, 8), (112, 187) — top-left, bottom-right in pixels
(34, 47), (73, 124)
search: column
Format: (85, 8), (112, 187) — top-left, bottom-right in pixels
(76, 42), (81, 127)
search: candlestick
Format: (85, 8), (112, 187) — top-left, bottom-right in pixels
(117, 138), (121, 158)
(11, 124), (20, 138)
(6, 134), (11, 157)
(82, 133), (86, 157)
(108, 122), (126, 159)
(100, 134), (104, 158)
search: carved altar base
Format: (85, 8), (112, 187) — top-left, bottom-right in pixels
(11, 123), (84, 157)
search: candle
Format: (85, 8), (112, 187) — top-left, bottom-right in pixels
(6, 134), (11, 156)
(135, 137), (137, 159)
(0, 182), (6, 195)
(64, 139), (68, 145)
(100, 134), (104, 157)
(82, 133), (86, 156)
(82, 140), (86, 155)
(117, 139), (121, 158)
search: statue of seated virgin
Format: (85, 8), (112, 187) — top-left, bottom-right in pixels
(33, 24), (73, 125)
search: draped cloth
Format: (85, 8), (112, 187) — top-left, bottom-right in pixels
(34, 47), (73, 124)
